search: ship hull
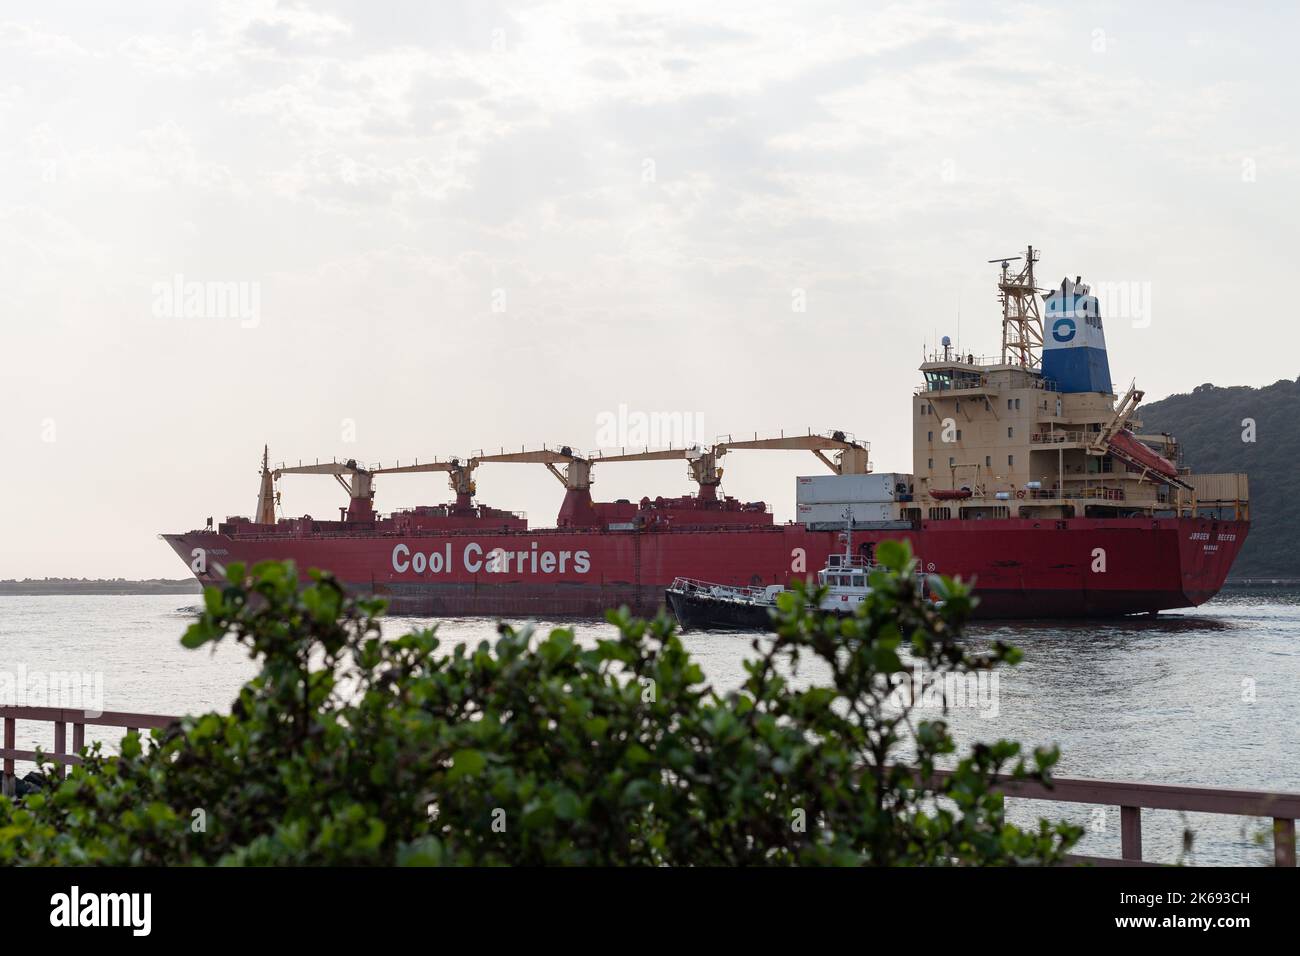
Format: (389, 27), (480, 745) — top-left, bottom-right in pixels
(163, 515), (1247, 621)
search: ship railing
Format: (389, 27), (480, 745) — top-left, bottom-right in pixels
(1030, 431), (1089, 444)
(1026, 487), (1126, 502)
(668, 577), (772, 602)
(922, 351), (1002, 366)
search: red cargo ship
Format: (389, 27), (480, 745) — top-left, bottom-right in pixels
(163, 247), (1249, 619)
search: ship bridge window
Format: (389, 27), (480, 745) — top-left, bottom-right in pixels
(925, 370), (952, 391)
(924, 368), (983, 392)
(852, 574), (864, 587)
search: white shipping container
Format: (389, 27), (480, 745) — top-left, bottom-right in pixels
(795, 473), (911, 505)
(797, 502), (896, 524)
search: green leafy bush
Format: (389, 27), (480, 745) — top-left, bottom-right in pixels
(0, 542), (1080, 865)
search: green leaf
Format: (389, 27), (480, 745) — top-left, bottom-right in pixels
(447, 749), (486, 781)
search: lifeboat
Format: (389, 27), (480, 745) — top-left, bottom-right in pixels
(929, 488), (973, 501)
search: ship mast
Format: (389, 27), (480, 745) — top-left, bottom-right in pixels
(255, 445), (276, 524)
(992, 245), (1044, 368)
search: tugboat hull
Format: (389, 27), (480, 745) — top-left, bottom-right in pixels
(665, 588), (776, 631)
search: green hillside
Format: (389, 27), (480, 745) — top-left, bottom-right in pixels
(1137, 378), (1300, 579)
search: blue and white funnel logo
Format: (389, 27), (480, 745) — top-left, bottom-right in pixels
(1042, 276), (1111, 394)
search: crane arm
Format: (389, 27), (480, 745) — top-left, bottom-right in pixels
(372, 459), (478, 498)
(590, 447), (703, 463)
(270, 458), (376, 517)
(371, 462), (458, 475)
(273, 462), (366, 478)
(472, 447), (588, 489)
(471, 449), (580, 465)
(1090, 384), (1144, 454)
(715, 433), (871, 475)
(716, 435), (859, 453)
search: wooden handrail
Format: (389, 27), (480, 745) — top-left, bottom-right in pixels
(1, 706), (177, 792)
(926, 769), (1299, 866)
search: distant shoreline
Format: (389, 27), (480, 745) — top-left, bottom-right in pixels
(0, 579), (202, 596)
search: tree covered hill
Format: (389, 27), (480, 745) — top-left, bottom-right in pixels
(1137, 378), (1300, 579)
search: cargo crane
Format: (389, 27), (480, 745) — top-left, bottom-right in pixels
(466, 446), (593, 527)
(371, 458), (477, 510)
(589, 445), (722, 499)
(715, 430), (870, 478)
(470, 446), (589, 490)
(372, 445), (590, 521)
(589, 431), (869, 502)
(271, 456), (377, 522)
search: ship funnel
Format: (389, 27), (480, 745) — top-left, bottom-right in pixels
(1042, 276), (1112, 394)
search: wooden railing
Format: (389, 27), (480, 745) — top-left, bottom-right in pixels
(928, 769), (1299, 866)
(0, 706), (176, 796)
(2, 706), (1296, 865)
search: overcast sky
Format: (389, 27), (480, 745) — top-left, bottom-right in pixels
(1, 0), (1296, 578)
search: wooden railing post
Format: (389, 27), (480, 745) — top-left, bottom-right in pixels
(54, 721), (67, 777)
(2, 716), (13, 796)
(1274, 819), (1296, 867)
(1120, 805), (1142, 862)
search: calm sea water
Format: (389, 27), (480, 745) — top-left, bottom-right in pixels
(2, 587), (1296, 866)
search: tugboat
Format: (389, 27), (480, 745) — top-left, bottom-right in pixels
(666, 517), (874, 631)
